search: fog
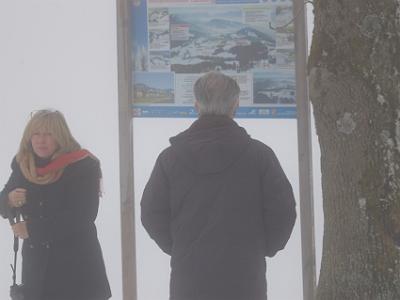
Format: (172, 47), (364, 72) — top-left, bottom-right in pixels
(0, 1), (320, 299)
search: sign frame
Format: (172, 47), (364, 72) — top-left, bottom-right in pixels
(116, 0), (316, 299)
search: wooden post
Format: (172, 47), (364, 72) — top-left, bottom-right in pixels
(116, 0), (137, 299)
(293, 1), (316, 299)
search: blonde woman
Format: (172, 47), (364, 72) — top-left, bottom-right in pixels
(0, 110), (111, 300)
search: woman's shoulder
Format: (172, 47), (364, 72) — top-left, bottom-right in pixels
(10, 156), (20, 171)
(64, 155), (101, 177)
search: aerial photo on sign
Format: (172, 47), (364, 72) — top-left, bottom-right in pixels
(169, 7), (275, 73)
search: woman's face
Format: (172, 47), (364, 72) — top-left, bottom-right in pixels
(30, 128), (59, 158)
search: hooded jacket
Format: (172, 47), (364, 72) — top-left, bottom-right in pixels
(141, 115), (296, 300)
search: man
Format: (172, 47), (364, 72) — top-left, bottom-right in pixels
(141, 71), (296, 300)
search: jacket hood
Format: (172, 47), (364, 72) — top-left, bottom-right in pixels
(169, 115), (251, 174)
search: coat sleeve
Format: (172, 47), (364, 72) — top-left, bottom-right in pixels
(141, 154), (172, 255)
(261, 148), (297, 257)
(26, 158), (101, 243)
(0, 158), (19, 220)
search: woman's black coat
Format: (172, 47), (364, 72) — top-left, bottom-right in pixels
(141, 116), (297, 300)
(0, 156), (111, 300)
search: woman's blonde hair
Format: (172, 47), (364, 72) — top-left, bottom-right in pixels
(17, 110), (81, 184)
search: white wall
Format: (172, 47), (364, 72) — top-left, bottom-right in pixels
(0, 1), (122, 299)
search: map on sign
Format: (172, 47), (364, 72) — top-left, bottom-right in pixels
(131, 0), (296, 118)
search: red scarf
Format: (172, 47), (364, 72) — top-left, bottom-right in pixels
(36, 149), (91, 176)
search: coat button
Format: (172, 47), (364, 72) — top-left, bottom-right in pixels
(29, 244), (34, 249)
(42, 242), (50, 248)
(39, 202), (43, 206)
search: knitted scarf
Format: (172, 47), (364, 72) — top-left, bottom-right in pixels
(20, 149), (93, 185)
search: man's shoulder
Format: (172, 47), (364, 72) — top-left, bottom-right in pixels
(248, 138), (275, 156)
(156, 146), (178, 168)
(158, 145), (174, 159)
(246, 138), (282, 172)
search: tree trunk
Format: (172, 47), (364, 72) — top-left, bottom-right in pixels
(308, 0), (400, 299)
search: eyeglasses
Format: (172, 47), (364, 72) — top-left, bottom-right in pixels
(30, 109), (60, 118)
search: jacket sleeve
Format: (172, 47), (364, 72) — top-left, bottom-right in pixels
(141, 154), (172, 255)
(261, 148), (297, 257)
(26, 159), (101, 243)
(0, 189), (12, 220)
(0, 158), (19, 220)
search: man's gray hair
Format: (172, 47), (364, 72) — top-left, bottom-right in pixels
(193, 72), (240, 116)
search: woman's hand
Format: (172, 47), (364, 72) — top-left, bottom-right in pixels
(12, 221), (29, 239)
(8, 188), (27, 208)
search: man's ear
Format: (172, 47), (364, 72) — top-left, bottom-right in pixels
(194, 100), (199, 112)
(235, 98), (239, 108)
(231, 98), (240, 116)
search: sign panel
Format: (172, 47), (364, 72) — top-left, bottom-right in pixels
(131, 0), (296, 118)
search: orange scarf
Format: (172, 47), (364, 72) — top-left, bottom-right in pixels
(36, 149), (92, 176)
(19, 149), (95, 185)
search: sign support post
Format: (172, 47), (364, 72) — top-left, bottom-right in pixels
(293, 1), (317, 300)
(116, 0), (137, 299)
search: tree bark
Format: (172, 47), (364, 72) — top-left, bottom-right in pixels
(308, 0), (400, 299)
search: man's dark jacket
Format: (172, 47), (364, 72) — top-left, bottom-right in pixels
(0, 157), (111, 300)
(141, 115), (296, 300)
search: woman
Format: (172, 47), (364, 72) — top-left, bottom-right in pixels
(0, 110), (111, 300)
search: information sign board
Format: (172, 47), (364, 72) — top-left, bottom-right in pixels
(131, 0), (297, 118)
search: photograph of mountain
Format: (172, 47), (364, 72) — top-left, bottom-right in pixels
(253, 69), (295, 104)
(149, 28), (170, 49)
(133, 72), (174, 104)
(132, 0), (149, 71)
(276, 32), (294, 49)
(148, 7), (169, 27)
(169, 7), (276, 74)
(275, 4), (294, 56)
(276, 48), (294, 66)
(149, 51), (171, 70)
(275, 5), (293, 29)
